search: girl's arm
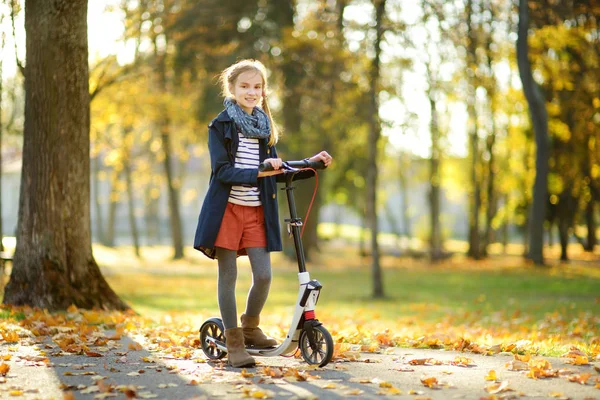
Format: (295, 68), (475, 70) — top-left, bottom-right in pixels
(209, 122), (258, 186)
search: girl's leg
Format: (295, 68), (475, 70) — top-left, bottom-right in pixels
(241, 247), (277, 348)
(216, 247), (238, 329)
(245, 247), (272, 316)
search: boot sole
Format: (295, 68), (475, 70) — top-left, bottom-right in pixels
(228, 361), (256, 368)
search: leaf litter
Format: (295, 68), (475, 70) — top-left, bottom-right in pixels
(0, 298), (597, 398)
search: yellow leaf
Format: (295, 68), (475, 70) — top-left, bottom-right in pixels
(567, 372), (591, 385)
(2, 331), (19, 343)
(0, 363), (10, 376)
(241, 369), (254, 378)
(386, 387), (402, 395)
(250, 390), (272, 399)
(484, 370), (497, 381)
(567, 355), (589, 365)
(322, 383), (337, 389)
(128, 342), (143, 351)
(9, 391), (23, 396)
(420, 376), (438, 388)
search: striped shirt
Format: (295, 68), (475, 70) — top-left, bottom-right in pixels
(228, 131), (261, 206)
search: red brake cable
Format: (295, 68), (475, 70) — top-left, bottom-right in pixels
(298, 168), (319, 239)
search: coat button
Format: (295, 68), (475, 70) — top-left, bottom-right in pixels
(272, 194), (276, 199)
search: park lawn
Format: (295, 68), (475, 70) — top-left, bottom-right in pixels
(99, 244), (600, 358)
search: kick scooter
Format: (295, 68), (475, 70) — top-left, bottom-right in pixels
(199, 159), (334, 367)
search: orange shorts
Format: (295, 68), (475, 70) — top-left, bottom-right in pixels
(214, 202), (267, 255)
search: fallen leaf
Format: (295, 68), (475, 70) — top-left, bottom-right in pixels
(506, 359), (528, 371)
(484, 370), (497, 381)
(128, 342), (143, 351)
(567, 372), (591, 385)
(0, 363), (10, 376)
(485, 380), (512, 394)
(565, 355), (589, 365)
(420, 376), (439, 389)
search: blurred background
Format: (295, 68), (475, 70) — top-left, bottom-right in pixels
(1, 0), (599, 268)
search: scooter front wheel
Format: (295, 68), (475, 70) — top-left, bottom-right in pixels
(299, 325), (334, 367)
(199, 318), (226, 360)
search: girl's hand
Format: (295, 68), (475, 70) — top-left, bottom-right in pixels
(309, 151), (333, 167)
(258, 158), (284, 177)
(263, 158), (283, 169)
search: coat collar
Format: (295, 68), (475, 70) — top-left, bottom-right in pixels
(216, 109), (232, 122)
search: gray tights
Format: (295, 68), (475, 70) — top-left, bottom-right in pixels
(216, 247), (272, 329)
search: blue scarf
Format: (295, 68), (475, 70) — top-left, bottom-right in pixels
(224, 98), (271, 139)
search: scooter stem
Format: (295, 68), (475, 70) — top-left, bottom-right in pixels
(284, 172), (307, 273)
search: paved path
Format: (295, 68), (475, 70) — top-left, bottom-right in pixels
(1, 330), (599, 400)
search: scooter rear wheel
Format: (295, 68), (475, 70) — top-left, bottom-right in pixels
(299, 325), (334, 367)
(199, 318), (226, 360)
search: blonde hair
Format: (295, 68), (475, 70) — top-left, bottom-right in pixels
(219, 59), (279, 146)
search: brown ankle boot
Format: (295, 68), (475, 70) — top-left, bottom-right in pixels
(224, 327), (255, 368)
(241, 313), (278, 348)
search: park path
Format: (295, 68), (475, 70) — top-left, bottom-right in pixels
(2, 329), (599, 400)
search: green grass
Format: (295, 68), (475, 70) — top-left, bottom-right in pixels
(0, 309), (26, 321)
(97, 243), (600, 356)
(105, 263), (600, 329)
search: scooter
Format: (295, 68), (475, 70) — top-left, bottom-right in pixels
(199, 159), (334, 367)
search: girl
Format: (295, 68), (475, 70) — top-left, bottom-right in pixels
(194, 59), (332, 368)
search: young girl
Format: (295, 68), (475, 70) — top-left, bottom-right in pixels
(194, 59), (332, 368)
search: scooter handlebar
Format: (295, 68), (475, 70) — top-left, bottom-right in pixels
(259, 159), (326, 172)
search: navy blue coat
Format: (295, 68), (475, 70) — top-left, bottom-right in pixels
(193, 110), (284, 259)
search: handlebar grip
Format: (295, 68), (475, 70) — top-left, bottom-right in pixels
(258, 159), (326, 172)
(258, 162), (274, 172)
(286, 160), (326, 170)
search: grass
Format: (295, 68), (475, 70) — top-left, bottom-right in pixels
(1, 238), (597, 356)
(104, 258), (600, 324)
(96, 242), (600, 357)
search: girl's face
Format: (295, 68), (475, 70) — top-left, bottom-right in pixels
(231, 70), (264, 114)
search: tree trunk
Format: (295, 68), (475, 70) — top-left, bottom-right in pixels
(501, 195), (509, 253)
(155, 41), (184, 260)
(399, 160), (411, 238)
(517, 0), (549, 266)
(427, 91), (442, 261)
(278, 1), (314, 259)
(92, 154), (105, 244)
(145, 185), (160, 245)
(359, 210), (368, 258)
(367, 0), (386, 298)
(3, 0), (128, 310)
(0, 28), (4, 253)
(583, 144), (597, 252)
(122, 132), (140, 258)
(483, 7), (498, 255)
(584, 199), (597, 252)
(466, 0), (482, 260)
(104, 169), (120, 247)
